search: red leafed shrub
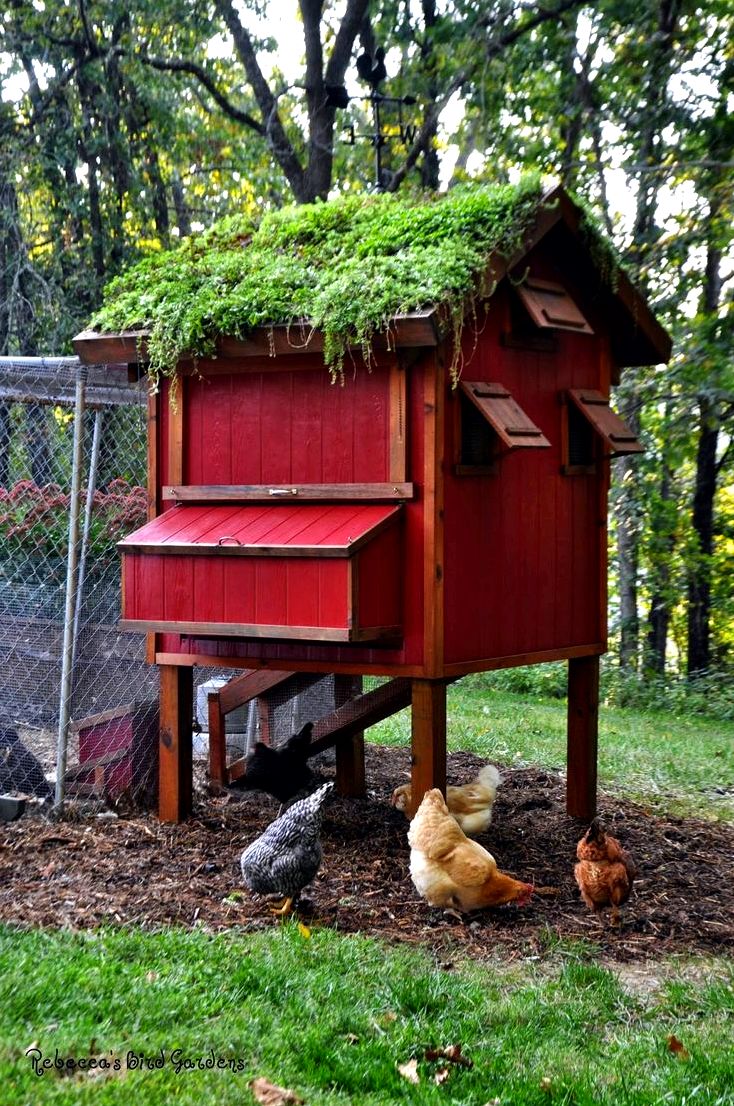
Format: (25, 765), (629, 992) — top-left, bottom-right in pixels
(0, 479), (147, 560)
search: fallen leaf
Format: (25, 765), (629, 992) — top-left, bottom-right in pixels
(398, 1059), (420, 1084)
(39, 861), (56, 878)
(145, 971), (158, 983)
(434, 1067), (450, 1085)
(249, 1077), (304, 1105)
(425, 1044), (473, 1069)
(667, 1035), (690, 1060)
(224, 892), (244, 904)
(343, 1033), (359, 1045)
(297, 922), (311, 939)
(539, 1076), (553, 1092)
(482, 1099), (501, 1105)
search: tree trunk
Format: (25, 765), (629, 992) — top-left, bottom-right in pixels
(615, 0), (682, 672)
(687, 398), (718, 676)
(645, 454), (674, 674)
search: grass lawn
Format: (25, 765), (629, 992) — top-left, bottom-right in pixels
(370, 679), (734, 821)
(2, 925), (733, 1106)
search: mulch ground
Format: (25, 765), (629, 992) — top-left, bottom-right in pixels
(1, 746), (733, 964)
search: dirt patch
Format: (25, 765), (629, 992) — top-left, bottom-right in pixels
(1, 746), (733, 964)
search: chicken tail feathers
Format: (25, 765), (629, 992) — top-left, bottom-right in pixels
(286, 722), (314, 754)
(301, 781), (334, 816)
(475, 763), (501, 796)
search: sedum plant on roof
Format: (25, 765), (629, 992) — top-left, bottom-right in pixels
(92, 176), (544, 388)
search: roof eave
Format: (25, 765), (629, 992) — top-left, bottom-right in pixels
(73, 310), (440, 367)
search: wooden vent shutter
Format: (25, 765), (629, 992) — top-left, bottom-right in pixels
(516, 278), (593, 334)
(459, 381), (551, 450)
(567, 389), (643, 455)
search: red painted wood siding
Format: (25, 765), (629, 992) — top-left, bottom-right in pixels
(176, 356), (392, 486)
(442, 280), (607, 666)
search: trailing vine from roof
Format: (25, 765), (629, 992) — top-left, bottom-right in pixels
(92, 176), (546, 389)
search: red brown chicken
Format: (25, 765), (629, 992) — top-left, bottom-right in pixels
(574, 818), (637, 925)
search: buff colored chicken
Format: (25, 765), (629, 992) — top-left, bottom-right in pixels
(574, 818), (636, 925)
(408, 788), (534, 914)
(391, 764), (501, 837)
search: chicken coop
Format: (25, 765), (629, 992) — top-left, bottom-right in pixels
(74, 184), (670, 823)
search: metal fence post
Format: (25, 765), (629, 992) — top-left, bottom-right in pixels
(54, 363), (87, 809)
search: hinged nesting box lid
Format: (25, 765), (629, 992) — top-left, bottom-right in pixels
(119, 503), (401, 556)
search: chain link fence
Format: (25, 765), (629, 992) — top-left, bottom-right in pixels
(0, 357), (159, 812)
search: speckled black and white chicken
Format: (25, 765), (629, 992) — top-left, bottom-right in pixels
(240, 782), (333, 916)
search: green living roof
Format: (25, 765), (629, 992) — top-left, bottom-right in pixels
(92, 176), (548, 385)
(90, 176), (670, 383)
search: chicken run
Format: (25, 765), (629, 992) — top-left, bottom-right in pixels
(2, 745), (733, 964)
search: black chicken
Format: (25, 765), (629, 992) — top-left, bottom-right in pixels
(233, 722), (316, 802)
(355, 46), (387, 88)
(0, 727), (52, 800)
(240, 781), (333, 916)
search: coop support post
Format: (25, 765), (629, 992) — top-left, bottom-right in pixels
(55, 362), (87, 809)
(409, 678), (447, 815)
(334, 675), (365, 798)
(159, 665), (194, 822)
(566, 655), (599, 820)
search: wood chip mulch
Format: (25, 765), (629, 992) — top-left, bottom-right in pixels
(1, 746), (733, 964)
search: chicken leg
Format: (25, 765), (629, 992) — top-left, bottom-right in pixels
(269, 896), (295, 917)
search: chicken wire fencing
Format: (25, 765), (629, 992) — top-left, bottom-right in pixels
(0, 356), (158, 812)
(0, 356), (394, 816)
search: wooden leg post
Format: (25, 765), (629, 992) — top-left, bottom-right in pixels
(207, 689), (227, 786)
(159, 665), (194, 822)
(566, 655), (599, 821)
(410, 678), (447, 815)
(334, 675), (365, 798)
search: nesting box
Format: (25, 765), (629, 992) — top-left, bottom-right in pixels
(75, 185), (670, 822)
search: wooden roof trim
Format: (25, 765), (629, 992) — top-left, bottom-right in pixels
(74, 311), (439, 366)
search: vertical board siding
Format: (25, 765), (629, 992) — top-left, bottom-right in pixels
(285, 560), (321, 627)
(181, 359), (392, 486)
(356, 524), (402, 628)
(318, 560), (350, 627)
(173, 353), (430, 669)
(261, 371), (293, 483)
(443, 280), (605, 665)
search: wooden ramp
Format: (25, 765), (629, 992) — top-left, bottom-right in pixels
(208, 672), (411, 796)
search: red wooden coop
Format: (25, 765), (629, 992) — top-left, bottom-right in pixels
(74, 186), (671, 823)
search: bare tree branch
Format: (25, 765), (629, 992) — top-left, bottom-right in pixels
(215, 0), (306, 198)
(324, 0), (371, 87)
(133, 51), (265, 134)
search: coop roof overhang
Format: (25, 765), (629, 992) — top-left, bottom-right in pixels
(73, 311), (439, 368)
(119, 502), (402, 557)
(501, 187), (671, 369)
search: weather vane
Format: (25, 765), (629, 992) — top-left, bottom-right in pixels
(325, 48), (418, 192)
